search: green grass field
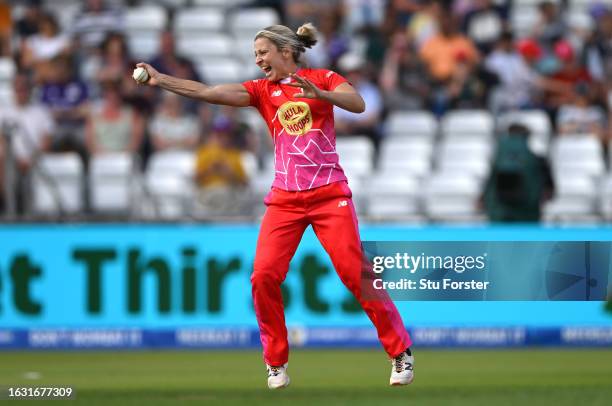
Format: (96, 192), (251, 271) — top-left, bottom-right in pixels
(0, 349), (611, 405)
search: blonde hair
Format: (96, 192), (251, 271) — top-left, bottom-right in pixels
(254, 23), (318, 64)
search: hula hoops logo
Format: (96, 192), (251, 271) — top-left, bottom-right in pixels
(278, 101), (312, 136)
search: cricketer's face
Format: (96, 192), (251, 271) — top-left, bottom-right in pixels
(254, 37), (292, 82)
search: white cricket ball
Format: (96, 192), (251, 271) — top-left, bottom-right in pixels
(132, 67), (149, 83)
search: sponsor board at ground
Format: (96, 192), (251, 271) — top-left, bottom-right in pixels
(28, 329), (143, 348)
(0, 327), (610, 349)
(175, 328), (253, 347)
(561, 327), (612, 345)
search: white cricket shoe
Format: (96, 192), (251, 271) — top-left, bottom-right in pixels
(267, 363), (290, 389)
(389, 350), (414, 386)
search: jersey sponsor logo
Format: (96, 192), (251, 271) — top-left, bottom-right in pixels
(277, 101), (313, 136)
(338, 200), (348, 207)
(271, 90), (282, 97)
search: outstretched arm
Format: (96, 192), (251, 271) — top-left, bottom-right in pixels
(135, 62), (251, 107)
(287, 74), (365, 113)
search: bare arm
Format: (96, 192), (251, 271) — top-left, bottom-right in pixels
(288, 74), (365, 113)
(135, 62), (251, 107)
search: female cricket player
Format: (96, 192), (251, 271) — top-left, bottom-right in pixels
(135, 22), (414, 389)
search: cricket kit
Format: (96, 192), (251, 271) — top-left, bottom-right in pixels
(243, 69), (412, 366)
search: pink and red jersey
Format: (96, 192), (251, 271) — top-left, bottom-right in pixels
(242, 68), (348, 191)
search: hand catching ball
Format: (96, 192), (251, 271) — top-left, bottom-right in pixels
(132, 66), (149, 83)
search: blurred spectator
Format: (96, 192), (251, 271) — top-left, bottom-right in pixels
(71, 0), (124, 51)
(441, 52), (495, 111)
(149, 30), (201, 114)
(20, 12), (71, 78)
(342, 0), (387, 34)
(486, 33), (541, 111)
(194, 117), (249, 216)
(334, 53), (383, 152)
(14, 0), (42, 40)
(419, 11), (480, 82)
(532, 1), (566, 49)
(462, 0), (508, 53)
(216, 106), (258, 154)
(149, 30), (200, 82)
(40, 55), (90, 159)
(557, 82), (607, 142)
(486, 35), (571, 112)
(85, 79), (144, 155)
(546, 40), (592, 108)
(306, 10), (349, 69)
(150, 93), (199, 152)
(380, 30), (428, 110)
(406, 0), (441, 51)
(94, 32), (133, 84)
(0, 0), (10, 56)
(386, 0), (423, 31)
(284, 0), (339, 30)
(363, 24), (388, 68)
(482, 124), (554, 222)
(0, 74), (54, 212)
(584, 10), (612, 83)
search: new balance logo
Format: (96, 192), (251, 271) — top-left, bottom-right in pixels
(338, 200), (348, 208)
(271, 90), (282, 97)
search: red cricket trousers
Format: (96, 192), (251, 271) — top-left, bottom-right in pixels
(251, 181), (412, 366)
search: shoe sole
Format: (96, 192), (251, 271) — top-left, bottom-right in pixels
(389, 376), (414, 386)
(268, 377), (290, 390)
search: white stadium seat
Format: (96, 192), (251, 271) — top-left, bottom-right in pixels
(441, 110), (494, 139)
(551, 135), (605, 178)
(436, 139), (493, 178)
(146, 151), (196, 219)
(125, 6), (167, 32)
(196, 58), (244, 85)
(336, 136), (374, 179)
(365, 172), (422, 219)
(385, 110), (438, 139)
(90, 153), (134, 214)
(32, 153), (84, 214)
(336, 136), (374, 160)
(174, 8), (225, 34)
(543, 176), (599, 222)
(379, 139), (433, 177)
(424, 172), (484, 222)
(127, 32), (161, 60)
(229, 8), (280, 37)
(176, 34), (233, 59)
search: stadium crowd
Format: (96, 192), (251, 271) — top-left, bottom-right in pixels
(0, 0), (610, 222)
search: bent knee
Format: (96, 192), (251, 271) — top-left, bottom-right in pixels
(250, 270), (284, 288)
